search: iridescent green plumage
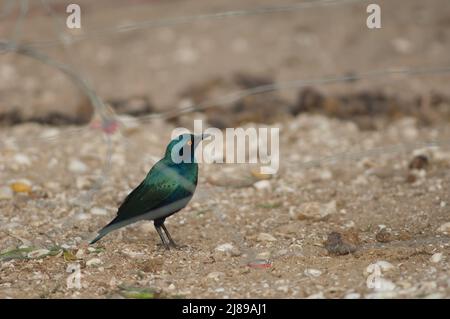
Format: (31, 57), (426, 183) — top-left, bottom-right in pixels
(90, 133), (207, 249)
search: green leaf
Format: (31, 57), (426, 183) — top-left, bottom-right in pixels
(0, 247), (34, 261)
(119, 286), (158, 299)
(63, 249), (78, 262)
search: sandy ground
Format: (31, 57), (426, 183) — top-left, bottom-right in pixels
(1, 115), (450, 299)
(0, 0), (450, 298)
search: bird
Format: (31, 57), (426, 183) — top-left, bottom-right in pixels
(89, 133), (209, 249)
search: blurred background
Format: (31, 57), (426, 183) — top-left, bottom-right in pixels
(1, 0), (450, 128)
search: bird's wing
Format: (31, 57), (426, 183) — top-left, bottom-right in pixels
(115, 161), (181, 221)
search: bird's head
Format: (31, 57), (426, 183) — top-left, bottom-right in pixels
(164, 133), (210, 163)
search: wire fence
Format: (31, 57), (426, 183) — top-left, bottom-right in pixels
(1, 0), (450, 264)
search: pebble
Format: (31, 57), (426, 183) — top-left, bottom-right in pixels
(76, 177), (92, 190)
(376, 228), (393, 243)
(90, 207), (108, 216)
(14, 153), (31, 166)
(27, 249), (50, 259)
(0, 186), (13, 200)
(373, 278), (397, 292)
(215, 243), (234, 252)
(256, 251), (271, 259)
(277, 285), (289, 293)
(304, 268), (322, 277)
(253, 180), (271, 191)
(437, 222), (450, 234)
(430, 252), (443, 263)
(257, 233), (277, 242)
(10, 180), (32, 193)
(344, 292), (361, 299)
(295, 201), (336, 221)
(75, 249), (85, 259)
(75, 213), (90, 221)
(365, 261), (395, 274)
(86, 258), (102, 267)
(324, 231), (359, 255)
(408, 154), (428, 170)
(207, 271), (224, 281)
(69, 159), (88, 173)
(250, 168), (273, 180)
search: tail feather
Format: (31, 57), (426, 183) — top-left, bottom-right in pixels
(89, 215), (139, 245)
(89, 232), (108, 245)
(89, 217), (121, 245)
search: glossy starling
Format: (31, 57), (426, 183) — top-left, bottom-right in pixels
(90, 133), (209, 249)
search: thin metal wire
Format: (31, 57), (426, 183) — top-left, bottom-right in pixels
(26, 0), (368, 48)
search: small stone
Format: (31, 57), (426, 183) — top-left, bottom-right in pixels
(344, 292), (361, 299)
(253, 180), (271, 191)
(75, 213), (90, 221)
(69, 159), (88, 173)
(376, 228), (392, 243)
(256, 251), (271, 259)
(168, 283), (176, 290)
(207, 271), (224, 281)
(0, 186), (13, 200)
(10, 180), (32, 193)
(90, 207), (108, 216)
(14, 153), (31, 166)
(365, 261), (395, 276)
(229, 247), (242, 257)
(296, 201), (336, 221)
(373, 278), (396, 292)
(75, 249), (85, 259)
(352, 175), (368, 185)
(304, 268), (322, 277)
(437, 222), (450, 234)
(86, 258), (102, 267)
(324, 231), (359, 255)
(250, 168), (273, 180)
(440, 201), (447, 208)
(257, 232), (277, 242)
(277, 285), (289, 293)
(430, 252), (443, 263)
(215, 243), (234, 252)
(76, 177), (92, 190)
(408, 155), (428, 170)
(27, 249), (50, 259)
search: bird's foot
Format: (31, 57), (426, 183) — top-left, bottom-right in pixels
(156, 242), (171, 251)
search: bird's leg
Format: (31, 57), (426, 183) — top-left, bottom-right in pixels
(161, 223), (177, 248)
(155, 225), (170, 250)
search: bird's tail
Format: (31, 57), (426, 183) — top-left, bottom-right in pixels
(89, 231), (108, 245)
(89, 217), (121, 245)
